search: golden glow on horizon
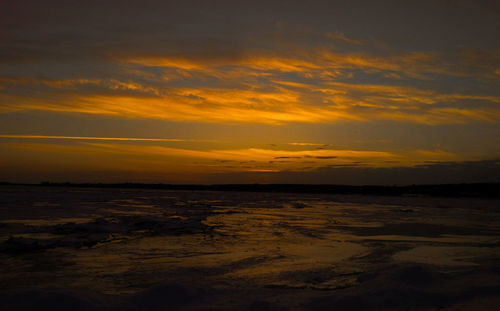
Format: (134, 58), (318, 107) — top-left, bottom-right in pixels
(2, 141), (465, 177)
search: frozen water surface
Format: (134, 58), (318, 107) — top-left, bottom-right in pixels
(0, 186), (499, 310)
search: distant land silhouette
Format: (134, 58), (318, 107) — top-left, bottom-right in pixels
(1, 182), (499, 198)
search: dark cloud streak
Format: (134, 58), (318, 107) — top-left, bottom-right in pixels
(205, 159), (500, 185)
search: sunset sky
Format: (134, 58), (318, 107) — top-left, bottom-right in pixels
(1, 0), (499, 184)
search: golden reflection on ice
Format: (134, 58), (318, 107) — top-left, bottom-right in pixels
(0, 188), (499, 296)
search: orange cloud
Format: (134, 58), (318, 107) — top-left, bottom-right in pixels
(123, 49), (500, 80)
(1, 47), (499, 125)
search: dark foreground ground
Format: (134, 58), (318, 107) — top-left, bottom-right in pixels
(0, 185), (499, 310)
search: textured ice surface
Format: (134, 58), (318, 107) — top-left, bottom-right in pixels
(0, 186), (499, 310)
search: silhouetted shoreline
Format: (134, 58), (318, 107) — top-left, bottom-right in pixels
(1, 182), (498, 198)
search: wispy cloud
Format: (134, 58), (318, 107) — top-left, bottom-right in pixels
(0, 134), (185, 142)
(288, 142), (327, 146)
(1, 45), (499, 125)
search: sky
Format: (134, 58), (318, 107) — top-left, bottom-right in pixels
(1, 0), (499, 184)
